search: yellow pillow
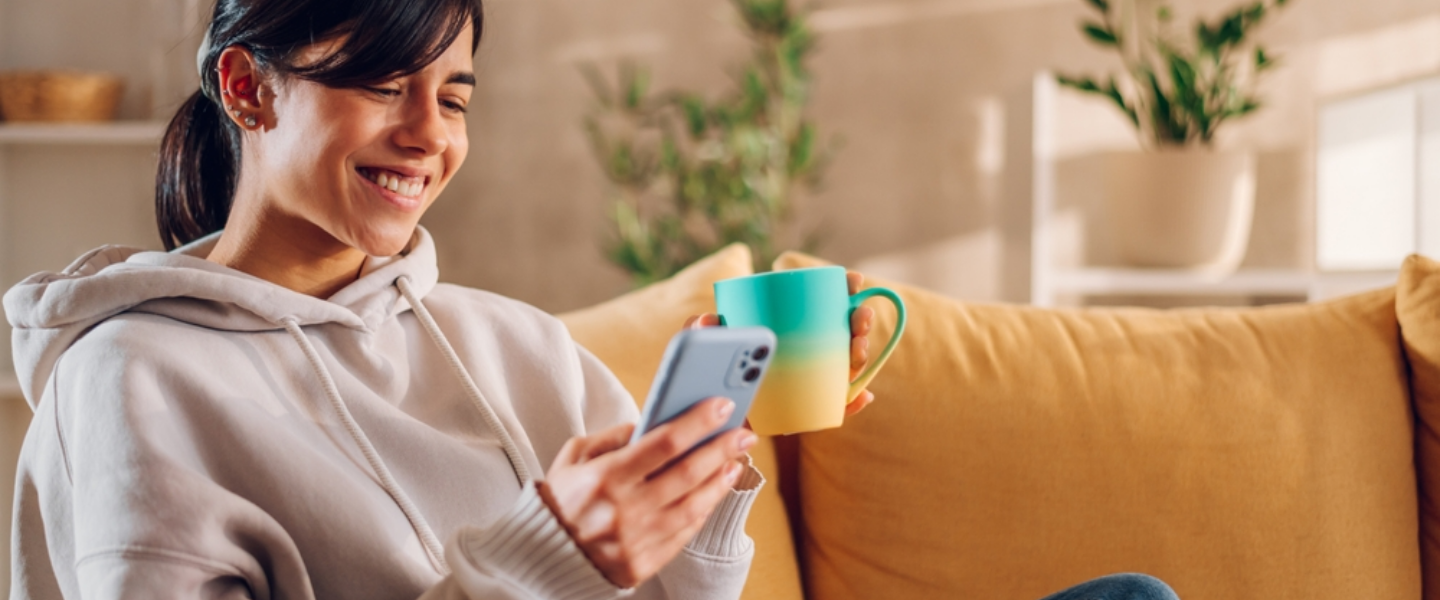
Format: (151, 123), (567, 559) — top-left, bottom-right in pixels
(775, 252), (1418, 600)
(558, 245), (804, 600)
(1397, 254), (1440, 596)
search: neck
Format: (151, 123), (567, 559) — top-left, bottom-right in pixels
(207, 201), (367, 299)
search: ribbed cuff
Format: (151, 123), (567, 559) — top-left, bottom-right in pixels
(456, 483), (628, 600)
(686, 454), (765, 558)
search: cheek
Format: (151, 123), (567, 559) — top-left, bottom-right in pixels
(439, 129), (470, 188)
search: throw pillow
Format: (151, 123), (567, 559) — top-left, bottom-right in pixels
(1398, 253), (1440, 599)
(776, 251), (1418, 600)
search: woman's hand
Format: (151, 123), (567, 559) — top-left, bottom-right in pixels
(537, 399), (757, 589)
(683, 270), (877, 417)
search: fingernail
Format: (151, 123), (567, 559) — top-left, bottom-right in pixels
(725, 462), (743, 484)
(736, 431), (757, 452)
(716, 399), (735, 420)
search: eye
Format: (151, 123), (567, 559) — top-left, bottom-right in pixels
(441, 98), (468, 114)
(364, 86), (402, 98)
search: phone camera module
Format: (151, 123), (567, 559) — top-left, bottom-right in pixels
(743, 366), (762, 383)
(751, 346), (770, 361)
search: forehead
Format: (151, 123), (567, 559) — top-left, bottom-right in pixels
(289, 22), (476, 78)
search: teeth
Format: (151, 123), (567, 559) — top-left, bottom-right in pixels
(363, 168), (425, 198)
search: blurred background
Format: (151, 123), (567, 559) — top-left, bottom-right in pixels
(0, 0), (1432, 312)
(0, 0), (1436, 589)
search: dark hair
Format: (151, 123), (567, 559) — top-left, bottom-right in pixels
(156, 0), (484, 250)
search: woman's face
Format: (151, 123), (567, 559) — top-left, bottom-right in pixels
(251, 25), (475, 257)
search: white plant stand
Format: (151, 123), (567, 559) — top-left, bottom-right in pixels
(1029, 72), (1399, 307)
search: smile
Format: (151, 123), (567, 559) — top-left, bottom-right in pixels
(357, 167), (428, 199)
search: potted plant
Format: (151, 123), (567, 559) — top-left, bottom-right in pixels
(582, 0), (831, 284)
(1057, 0), (1289, 272)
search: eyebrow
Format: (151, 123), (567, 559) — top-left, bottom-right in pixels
(447, 72), (477, 86)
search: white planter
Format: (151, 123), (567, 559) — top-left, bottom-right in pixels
(1103, 150), (1256, 274)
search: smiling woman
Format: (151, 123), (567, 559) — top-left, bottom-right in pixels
(159, 0), (483, 297)
(2, 0), (832, 598)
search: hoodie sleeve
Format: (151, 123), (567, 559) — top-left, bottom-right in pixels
(25, 321), (622, 600)
(570, 344), (765, 600)
(414, 342), (763, 600)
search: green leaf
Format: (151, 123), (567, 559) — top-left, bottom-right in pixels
(1056, 74), (1103, 93)
(623, 67), (650, 109)
(789, 122), (815, 175)
(1082, 22), (1118, 46)
(1104, 76), (1139, 127)
(680, 96), (708, 137)
(1254, 46), (1275, 70)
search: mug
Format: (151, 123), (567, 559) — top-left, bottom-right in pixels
(714, 266), (907, 435)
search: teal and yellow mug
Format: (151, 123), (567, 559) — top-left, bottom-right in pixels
(714, 266), (907, 435)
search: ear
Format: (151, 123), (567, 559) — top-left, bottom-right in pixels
(215, 46), (268, 131)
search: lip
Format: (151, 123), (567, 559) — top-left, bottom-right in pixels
(355, 168), (426, 212)
(359, 164), (434, 180)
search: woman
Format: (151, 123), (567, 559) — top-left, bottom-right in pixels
(5, 0), (1180, 599)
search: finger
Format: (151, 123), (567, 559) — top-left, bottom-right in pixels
(619, 397), (734, 479)
(580, 422), (637, 461)
(635, 459), (742, 561)
(850, 335), (870, 376)
(846, 271), (865, 295)
(642, 426), (755, 507)
(850, 306), (874, 338)
(683, 314), (722, 330)
(844, 390), (874, 417)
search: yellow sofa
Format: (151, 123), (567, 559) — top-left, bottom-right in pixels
(560, 245), (1440, 600)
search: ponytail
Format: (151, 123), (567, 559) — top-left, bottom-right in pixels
(155, 89), (240, 251)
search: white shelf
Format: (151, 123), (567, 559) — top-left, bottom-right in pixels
(1048, 267), (1399, 300)
(0, 121), (167, 145)
(1051, 268), (1313, 296)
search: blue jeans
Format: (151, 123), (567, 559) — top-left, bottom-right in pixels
(1038, 574), (1180, 600)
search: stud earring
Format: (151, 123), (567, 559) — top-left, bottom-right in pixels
(244, 115), (257, 128)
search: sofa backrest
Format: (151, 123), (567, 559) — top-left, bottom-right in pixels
(775, 251), (1420, 600)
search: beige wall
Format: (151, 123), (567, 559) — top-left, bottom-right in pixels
(2, 0), (1437, 312)
(437, 0), (1440, 310)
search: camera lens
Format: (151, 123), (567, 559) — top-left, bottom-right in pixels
(743, 367), (762, 382)
(752, 346), (770, 361)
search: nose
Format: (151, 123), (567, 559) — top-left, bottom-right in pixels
(392, 93), (449, 157)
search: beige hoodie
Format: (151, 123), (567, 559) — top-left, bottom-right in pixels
(4, 227), (762, 599)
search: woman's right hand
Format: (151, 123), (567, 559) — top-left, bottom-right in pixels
(537, 398), (758, 588)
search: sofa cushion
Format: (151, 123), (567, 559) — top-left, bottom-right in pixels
(1398, 254), (1440, 598)
(558, 244), (804, 600)
(776, 251), (1418, 600)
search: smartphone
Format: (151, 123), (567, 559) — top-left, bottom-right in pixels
(630, 326), (777, 447)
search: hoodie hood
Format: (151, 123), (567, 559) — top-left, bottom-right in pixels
(4, 226), (439, 410)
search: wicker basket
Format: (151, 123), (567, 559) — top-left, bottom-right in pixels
(0, 70), (124, 123)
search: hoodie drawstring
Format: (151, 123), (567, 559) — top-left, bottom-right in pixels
(279, 275), (537, 576)
(395, 276), (533, 486)
(282, 316), (451, 574)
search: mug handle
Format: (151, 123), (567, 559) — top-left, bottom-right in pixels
(846, 287), (907, 403)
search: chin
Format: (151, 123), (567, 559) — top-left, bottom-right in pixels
(346, 224), (416, 257)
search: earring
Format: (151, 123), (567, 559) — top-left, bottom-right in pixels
(243, 115), (257, 128)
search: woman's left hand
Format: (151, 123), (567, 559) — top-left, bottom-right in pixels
(683, 270), (877, 418)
